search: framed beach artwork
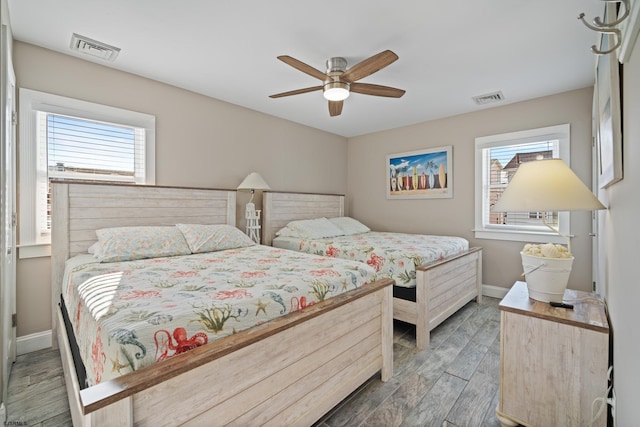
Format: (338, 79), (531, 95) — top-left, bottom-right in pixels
(595, 3), (623, 189)
(386, 145), (452, 199)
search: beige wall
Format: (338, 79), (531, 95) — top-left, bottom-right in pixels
(600, 38), (640, 425)
(15, 257), (49, 337)
(347, 87), (595, 290)
(13, 41), (348, 336)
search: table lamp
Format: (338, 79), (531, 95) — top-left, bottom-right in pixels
(492, 159), (606, 303)
(237, 172), (271, 243)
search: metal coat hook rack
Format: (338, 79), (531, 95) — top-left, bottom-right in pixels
(578, 0), (631, 54)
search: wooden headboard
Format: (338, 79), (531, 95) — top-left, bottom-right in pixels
(51, 182), (236, 344)
(262, 191), (345, 246)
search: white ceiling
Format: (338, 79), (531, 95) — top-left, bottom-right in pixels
(7, 0), (604, 138)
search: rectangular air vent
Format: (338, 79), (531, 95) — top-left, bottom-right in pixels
(472, 91), (505, 105)
(70, 33), (120, 61)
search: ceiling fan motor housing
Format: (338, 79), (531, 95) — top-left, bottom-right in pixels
(326, 57), (347, 73)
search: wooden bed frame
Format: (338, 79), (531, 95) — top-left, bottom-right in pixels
(51, 182), (394, 427)
(262, 191), (482, 350)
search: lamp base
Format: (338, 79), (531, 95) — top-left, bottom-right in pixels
(520, 252), (574, 303)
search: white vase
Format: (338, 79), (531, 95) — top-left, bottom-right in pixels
(521, 252), (574, 303)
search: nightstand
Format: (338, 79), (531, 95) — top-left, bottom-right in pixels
(496, 281), (610, 427)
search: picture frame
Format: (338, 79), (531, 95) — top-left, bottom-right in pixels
(595, 3), (623, 189)
(386, 145), (452, 199)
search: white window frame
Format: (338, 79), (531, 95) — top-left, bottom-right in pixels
(474, 124), (570, 243)
(18, 88), (156, 258)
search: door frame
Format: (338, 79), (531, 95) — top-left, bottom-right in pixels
(0, 22), (17, 413)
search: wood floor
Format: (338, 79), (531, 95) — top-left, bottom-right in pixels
(6, 343), (72, 426)
(6, 297), (502, 427)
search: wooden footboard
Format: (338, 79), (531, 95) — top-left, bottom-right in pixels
(58, 278), (394, 427)
(393, 247), (482, 349)
(262, 191), (484, 350)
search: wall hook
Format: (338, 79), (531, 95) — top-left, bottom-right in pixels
(594, 0), (630, 27)
(577, 0), (630, 55)
(578, 13), (622, 54)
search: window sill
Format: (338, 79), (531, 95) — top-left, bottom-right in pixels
(474, 229), (569, 244)
(18, 244), (51, 259)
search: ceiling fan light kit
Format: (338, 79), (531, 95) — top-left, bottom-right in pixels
(323, 81), (350, 101)
(270, 50), (405, 117)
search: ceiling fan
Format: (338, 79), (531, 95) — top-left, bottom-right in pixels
(269, 50), (405, 117)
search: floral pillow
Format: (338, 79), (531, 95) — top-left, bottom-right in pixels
(328, 217), (371, 235)
(276, 217), (344, 239)
(176, 223), (255, 253)
(95, 226), (192, 262)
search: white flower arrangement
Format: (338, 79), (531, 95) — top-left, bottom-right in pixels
(522, 243), (572, 259)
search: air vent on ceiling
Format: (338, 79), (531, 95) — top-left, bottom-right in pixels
(70, 33), (120, 62)
(472, 91), (505, 106)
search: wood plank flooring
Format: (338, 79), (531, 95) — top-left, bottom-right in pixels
(6, 297), (501, 427)
(6, 344), (72, 426)
(315, 297), (502, 427)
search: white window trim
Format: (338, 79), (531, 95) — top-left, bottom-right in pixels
(18, 88), (156, 258)
(474, 124), (570, 243)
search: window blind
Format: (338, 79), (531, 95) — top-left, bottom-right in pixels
(37, 112), (146, 235)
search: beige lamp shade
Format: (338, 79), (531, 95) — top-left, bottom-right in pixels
(492, 159), (605, 213)
(237, 172), (271, 192)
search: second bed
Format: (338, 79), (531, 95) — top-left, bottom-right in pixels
(262, 191), (482, 349)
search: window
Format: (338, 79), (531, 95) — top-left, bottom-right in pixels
(474, 124), (570, 243)
(19, 89), (155, 258)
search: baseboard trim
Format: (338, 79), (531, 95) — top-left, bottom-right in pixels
(16, 330), (51, 355)
(482, 284), (509, 299)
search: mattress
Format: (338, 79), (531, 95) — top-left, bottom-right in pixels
(272, 231), (469, 288)
(62, 245), (377, 386)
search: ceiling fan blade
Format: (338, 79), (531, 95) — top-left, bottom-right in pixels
(328, 100), (343, 117)
(342, 50), (399, 83)
(350, 83), (405, 98)
(277, 55), (328, 81)
(269, 86), (323, 98)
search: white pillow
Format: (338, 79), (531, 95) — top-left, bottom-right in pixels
(88, 241), (102, 257)
(176, 224), (255, 253)
(275, 225), (303, 238)
(95, 226), (192, 263)
(276, 217), (344, 239)
(328, 217), (370, 235)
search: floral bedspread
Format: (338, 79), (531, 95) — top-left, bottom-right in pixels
(63, 245), (377, 386)
(272, 232), (469, 288)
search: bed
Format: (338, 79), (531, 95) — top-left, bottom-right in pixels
(51, 182), (394, 427)
(262, 191), (482, 350)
